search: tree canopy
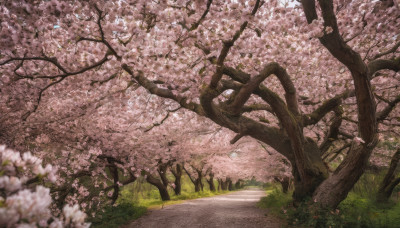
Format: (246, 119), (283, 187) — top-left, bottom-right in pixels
(0, 0), (399, 213)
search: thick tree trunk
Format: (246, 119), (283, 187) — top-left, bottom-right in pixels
(184, 166), (203, 192)
(300, 1), (378, 209)
(234, 180), (242, 189)
(312, 143), (376, 208)
(174, 177), (182, 195)
(206, 173), (216, 191)
(109, 165), (120, 205)
(291, 139), (329, 202)
(194, 181), (201, 192)
(274, 176), (290, 194)
(377, 149), (400, 202)
(158, 164), (169, 188)
(218, 179), (222, 191)
(220, 179), (228, 190)
(200, 179), (204, 191)
(227, 178), (233, 191)
(196, 169), (204, 191)
(308, 69), (377, 208)
(170, 164), (183, 195)
(157, 184), (171, 201)
(146, 172), (170, 201)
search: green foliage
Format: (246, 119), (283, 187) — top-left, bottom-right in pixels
(116, 175), (226, 206)
(379, 139), (399, 151)
(89, 203), (146, 228)
(173, 189), (227, 201)
(337, 193), (400, 228)
(258, 184), (400, 228)
(119, 182), (229, 208)
(284, 200), (344, 227)
(244, 177), (265, 187)
(91, 174), (232, 226)
(257, 188), (291, 215)
(352, 171), (384, 198)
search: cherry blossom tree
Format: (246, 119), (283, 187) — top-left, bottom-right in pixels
(0, 0), (399, 209)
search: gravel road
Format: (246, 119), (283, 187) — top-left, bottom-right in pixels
(128, 189), (282, 228)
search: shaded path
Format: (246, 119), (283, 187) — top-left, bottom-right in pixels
(128, 189), (282, 228)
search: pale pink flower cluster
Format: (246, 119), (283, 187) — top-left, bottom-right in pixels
(0, 145), (57, 194)
(0, 145), (90, 228)
(0, 186), (53, 227)
(307, 19), (326, 38)
(63, 204), (87, 226)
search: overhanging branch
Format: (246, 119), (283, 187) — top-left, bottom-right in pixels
(226, 62), (299, 116)
(303, 90), (353, 126)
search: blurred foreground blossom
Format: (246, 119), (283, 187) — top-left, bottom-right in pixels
(0, 145), (90, 227)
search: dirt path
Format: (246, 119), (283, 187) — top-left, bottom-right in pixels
(128, 189), (282, 228)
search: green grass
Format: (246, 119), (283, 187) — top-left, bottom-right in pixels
(257, 185), (292, 218)
(88, 203), (147, 228)
(118, 175), (230, 208)
(141, 190), (231, 209)
(257, 183), (400, 228)
(337, 193), (400, 228)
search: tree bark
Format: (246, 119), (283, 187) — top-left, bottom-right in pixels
(174, 176), (182, 195)
(220, 179), (228, 190)
(157, 163), (169, 188)
(291, 139), (329, 201)
(234, 180), (241, 189)
(109, 165), (120, 205)
(194, 181), (201, 192)
(274, 176), (290, 194)
(301, 0), (379, 208)
(184, 165), (203, 192)
(145, 172), (170, 201)
(377, 149), (400, 202)
(170, 164), (183, 195)
(228, 178), (233, 191)
(206, 173), (216, 191)
(199, 171), (204, 191)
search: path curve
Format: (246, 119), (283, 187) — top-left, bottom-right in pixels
(128, 189), (282, 228)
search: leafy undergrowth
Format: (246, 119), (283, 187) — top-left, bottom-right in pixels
(257, 187), (400, 228)
(337, 193), (400, 228)
(89, 203), (147, 228)
(257, 188), (292, 217)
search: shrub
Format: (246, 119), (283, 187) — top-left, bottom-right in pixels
(89, 203), (147, 228)
(257, 188), (291, 216)
(259, 188), (400, 228)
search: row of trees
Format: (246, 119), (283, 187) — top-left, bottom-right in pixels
(0, 79), (290, 224)
(0, 1), (399, 225)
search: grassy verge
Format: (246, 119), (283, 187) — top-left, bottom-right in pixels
(256, 186), (292, 218)
(90, 190), (231, 228)
(135, 189), (231, 210)
(337, 193), (400, 227)
(90, 175), (235, 228)
(88, 203), (147, 228)
(257, 185), (400, 227)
